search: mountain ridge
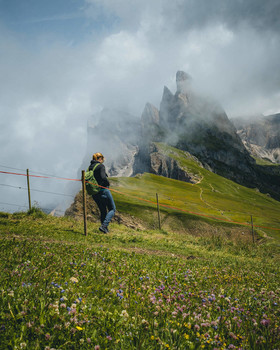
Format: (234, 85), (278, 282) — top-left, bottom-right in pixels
(84, 71), (280, 201)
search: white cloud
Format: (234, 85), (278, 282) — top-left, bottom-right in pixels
(1, 0), (280, 212)
(95, 30), (154, 77)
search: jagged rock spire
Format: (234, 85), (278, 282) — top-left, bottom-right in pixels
(176, 71), (192, 94)
(141, 102), (159, 126)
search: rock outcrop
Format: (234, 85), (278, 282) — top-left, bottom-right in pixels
(144, 143), (203, 184)
(234, 113), (280, 164)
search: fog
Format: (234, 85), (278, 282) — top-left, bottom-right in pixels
(1, 0), (280, 212)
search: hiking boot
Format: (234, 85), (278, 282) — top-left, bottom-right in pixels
(99, 225), (109, 234)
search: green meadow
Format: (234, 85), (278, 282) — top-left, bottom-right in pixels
(0, 210), (279, 350)
(110, 143), (280, 239)
(0, 143), (280, 349)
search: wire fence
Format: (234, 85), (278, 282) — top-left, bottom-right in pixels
(1, 165), (280, 235)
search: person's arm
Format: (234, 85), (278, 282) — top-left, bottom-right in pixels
(99, 164), (110, 187)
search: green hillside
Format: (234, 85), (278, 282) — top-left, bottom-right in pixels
(108, 143), (280, 240)
(0, 210), (279, 349)
(1, 143), (280, 349)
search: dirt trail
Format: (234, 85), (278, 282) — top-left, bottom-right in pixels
(198, 182), (232, 221)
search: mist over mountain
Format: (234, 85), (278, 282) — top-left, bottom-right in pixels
(83, 108), (140, 176)
(85, 71), (280, 201)
(135, 71), (255, 182)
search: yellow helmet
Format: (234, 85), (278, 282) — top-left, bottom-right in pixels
(92, 152), (104, 161)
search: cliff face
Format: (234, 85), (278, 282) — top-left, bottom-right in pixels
(234, 114), (280, 164)
(149, 143), (203, 184)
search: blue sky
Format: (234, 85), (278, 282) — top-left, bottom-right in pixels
(0, 0), (116, 46)
(1, 0), (280, 212)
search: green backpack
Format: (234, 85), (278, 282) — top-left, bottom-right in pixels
(85, 163), (101, 195)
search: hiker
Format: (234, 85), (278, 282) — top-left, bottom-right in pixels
(88, 152), (116, 233)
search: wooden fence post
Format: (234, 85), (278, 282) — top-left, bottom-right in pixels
(82, 170), (87, 236)
(251, 215), (255, 244)
(26, 169), (31, 211)
(156, 193), (161, 230)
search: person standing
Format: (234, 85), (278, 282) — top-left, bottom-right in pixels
(88, 152), (116, 233)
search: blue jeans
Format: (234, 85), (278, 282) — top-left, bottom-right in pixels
(93, 188), (116, 228)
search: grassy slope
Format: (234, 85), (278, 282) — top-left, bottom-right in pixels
(0, 211), (279, 349)
(109, 143), (280, 240)
(1, 144), (280, 348)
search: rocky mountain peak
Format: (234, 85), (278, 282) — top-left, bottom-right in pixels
(141, 103), (159, 126)
(82, 71), (280, 202)
(176, 70), (192, 94)
(135, 71), (256, 187)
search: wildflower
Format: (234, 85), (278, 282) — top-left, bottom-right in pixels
(141, 319), (149, 327)
(76, 326), (83, 331)
(94, 346), (100, 350)
(260, 319), (270, 326)
(184, 334), (189, 340)
(70, 277), (78, 283)
(45, 333), (51, 340)
(20, 343), (27, 349)
(120, 310), (129, 318)
(87, 338), (91, 343)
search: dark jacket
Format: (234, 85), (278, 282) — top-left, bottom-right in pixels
(89, 160), (110, 188)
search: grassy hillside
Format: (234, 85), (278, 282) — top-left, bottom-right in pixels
(0, 210), (279, 349)
(1, 143), (280, 349)
(107, 143), (280, 240)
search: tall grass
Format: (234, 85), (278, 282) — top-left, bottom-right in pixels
(0, 212), (279, 349)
